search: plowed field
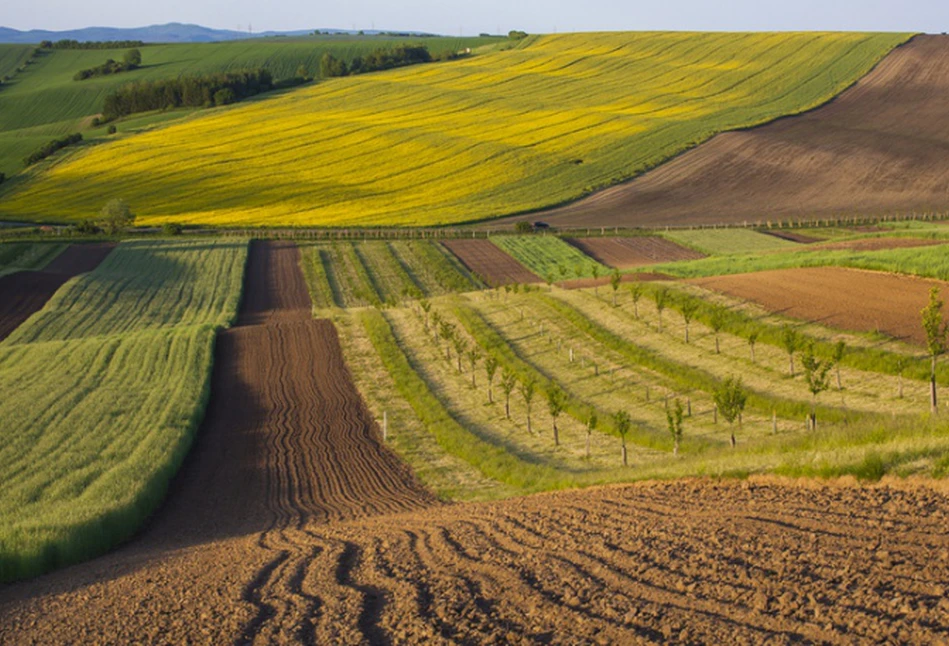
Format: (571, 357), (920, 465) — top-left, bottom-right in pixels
(3, 478), (948, 644)
(0, 243), (113, 341)
(442, 239), (541, 286)
(812, 237), (949, 252)
(515, 35), (949, 228)
(692, 267), (949, 346)
(567, 237), (705, 269)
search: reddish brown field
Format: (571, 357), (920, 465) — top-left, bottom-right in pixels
(0, 243), (113, 341)
(4, 245), (949, 643)
(499, 35), (949, 228)
(692, 267), (949, 345)
(566, 237), (705, 269)
(812, 237), (949, 252)
(442, 239), (540, 285)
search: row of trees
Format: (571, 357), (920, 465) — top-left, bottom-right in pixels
(101, 68), (273, 120)
(23, 133), (82, 167)
(40, 39), (145, 50)
(73, 49), (141, 81)
(320, 44), (434, 78)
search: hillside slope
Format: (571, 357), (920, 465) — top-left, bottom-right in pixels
(0, 31), (909, 227)
(521, 34), (949, 227)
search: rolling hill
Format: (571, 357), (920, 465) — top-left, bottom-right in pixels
(0, 31), (910, 227)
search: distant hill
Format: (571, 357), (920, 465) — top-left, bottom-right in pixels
(0, 23), (437, 44)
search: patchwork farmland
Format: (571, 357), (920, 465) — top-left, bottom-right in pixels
(3, 24), (949, 645)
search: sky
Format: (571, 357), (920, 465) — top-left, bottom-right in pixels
(6, 0), (949, 35)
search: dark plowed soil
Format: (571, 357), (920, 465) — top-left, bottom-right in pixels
(0, 243), (114, 341)
(3, 478), (948, 644)
(811, 237), (949, 252)
(760, 230), (822, 244)
(567, 237), (705, 268)
(442, 239), (541, 285)
(503, 35), (949, 228)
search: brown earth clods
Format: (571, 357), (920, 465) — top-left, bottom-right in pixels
(566, 237), (705, 269)
(692, 267), (949, 346)
(3, 243), (949, 644)
(503, 35), (949, 228)
(441, 239), (541, 286)
(0, 243), (114, 341)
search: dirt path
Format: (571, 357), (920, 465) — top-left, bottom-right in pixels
(0, 243), (114, 341)
(505, 35), (949, 228)
(3, 244), (949, 643)
(691, 267), (949, 346)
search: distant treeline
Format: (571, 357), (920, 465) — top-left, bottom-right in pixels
(320, 44), (448, 78)
(24, 133), (82, 167)
(102, 69), (273, 120)
(40, 39), (146, 50)
(74, 49), (141, 81)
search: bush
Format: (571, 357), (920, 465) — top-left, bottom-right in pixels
(509, 30), (529, 40)
(213, 88), (236, 106)
(107, 124), (117, 134)
(123, 49), (142, 67)
(23, 133), (82, 167)
(162, 222), (184, 236)
(514, 221), (534, 234)
(99, 198), (134, 234)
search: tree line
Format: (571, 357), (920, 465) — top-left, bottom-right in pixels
(74, 49), (141, 81)
(23, 133), (82, 167)
(40, 39), (145, 50)
(101, 68), (273, 120)
(320, 44), (441, 78)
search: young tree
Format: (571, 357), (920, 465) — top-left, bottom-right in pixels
(519, 379), (537, 433)
(591, 264), (601, 297)
(709, 305), (726, 354)
(666, 398), (684, 455)
(922, 286), (948, 414)
(431, 311), (442, 341)
(439, 321), (455, 362)
(123, 48), (142, 67)
(99, 198), (134, 234)
(832, 340), (846, 390)
(629, 282), (643, 319)
(653, 287), (668, 333)
(679, 299), (699, 344)
(613, 410), (631, 466)
(500, 370), (517, 419)
(546, 388), (567, 446)
(419, 299), (432, 331)
(467, 348), (481, 386)
(748, 331), (759, 363)
(557, 263), (568, 284)
(782, 326), (801, 377)
(484, 356), (499, 403)
(453, 337), (467, 372)
(586, 410), (598, 459)
(713, 376), (747, 447)
(801, 347), (832, 430)
(610, 270), (621, 307)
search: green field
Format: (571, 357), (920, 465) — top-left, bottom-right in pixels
(0, 241), (65, 276)
(0, 239), (246, 582)
(662, 228), (802, 255)
(0, 36), (499, 177)
(491, 235), (610, 280)
(0, 45), (35, 80)
(0, 31), (909, 226)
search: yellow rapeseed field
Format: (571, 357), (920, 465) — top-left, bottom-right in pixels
(0, 32), (910, 227)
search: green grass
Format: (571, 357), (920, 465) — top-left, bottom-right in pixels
(656, 243), (949, 281)
(0, 36), (499, 178)
(661, 229), (801, 255)
(491, 236), (610, 280)
(0, 241), (66, 275)
(0, 45), (35, 80)
(0, 239), (247, 582)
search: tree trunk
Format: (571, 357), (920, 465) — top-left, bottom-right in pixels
(931, 355), (938, 414)
(586, 431), (591, 458)
(622, 441), (628, 467)
(634, 302), (639, 319)
(488, 382), (493, 404)
(898, 373), (904, 399)
(457, 355), (462, 372)
(526, 409), (532, 434)
(715, 335), (720, 354)
(505, 395), (510, 419)
(685, 323), (690, 344)
(612, 292), (616, 307)
(836, 365), (842, 390)
(658, 312), (663, 333)
(788, 354), (795, 377)
(730, 431), (736, 448)
(673, 439), (679, 456)
(750, 344), (756, 363)
(471, 369), (476, 388)
(553, 419), (559, 446)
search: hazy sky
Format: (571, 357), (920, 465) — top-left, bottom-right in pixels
(7, 0), (949, 35)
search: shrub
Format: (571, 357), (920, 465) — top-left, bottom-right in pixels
(99, 198), (134, 234)
(23, 133), (82, 167)
(514, 221), (534, 234)
(162, 222), (184, 236)
(107, 124), (117, 134)
(213, 88), (236, 106)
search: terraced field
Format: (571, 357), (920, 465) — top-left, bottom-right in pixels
(0, 32), (909, 226)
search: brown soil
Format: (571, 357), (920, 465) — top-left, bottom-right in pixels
(0, 243), (114, 341)
(691, 267), (949, 345)
(442, 239), (541, 286)
(3, 478), (948, 644)
(566, 237), (705, 269)
(812, 237), (949, 252)
(561, 272), (673, 290)
(4, 244), (949, 643)
(502, 35), (949, 228)
(759, 230), (822, 244)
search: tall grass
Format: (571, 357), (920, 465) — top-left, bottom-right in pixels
(0, 239), (247, 582)
(1, 32), (909, 226)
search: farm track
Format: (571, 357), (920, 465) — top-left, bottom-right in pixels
(0, 243), (114, 341)
(519, 35), (949, 227)
(3, 243), (949, 643)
